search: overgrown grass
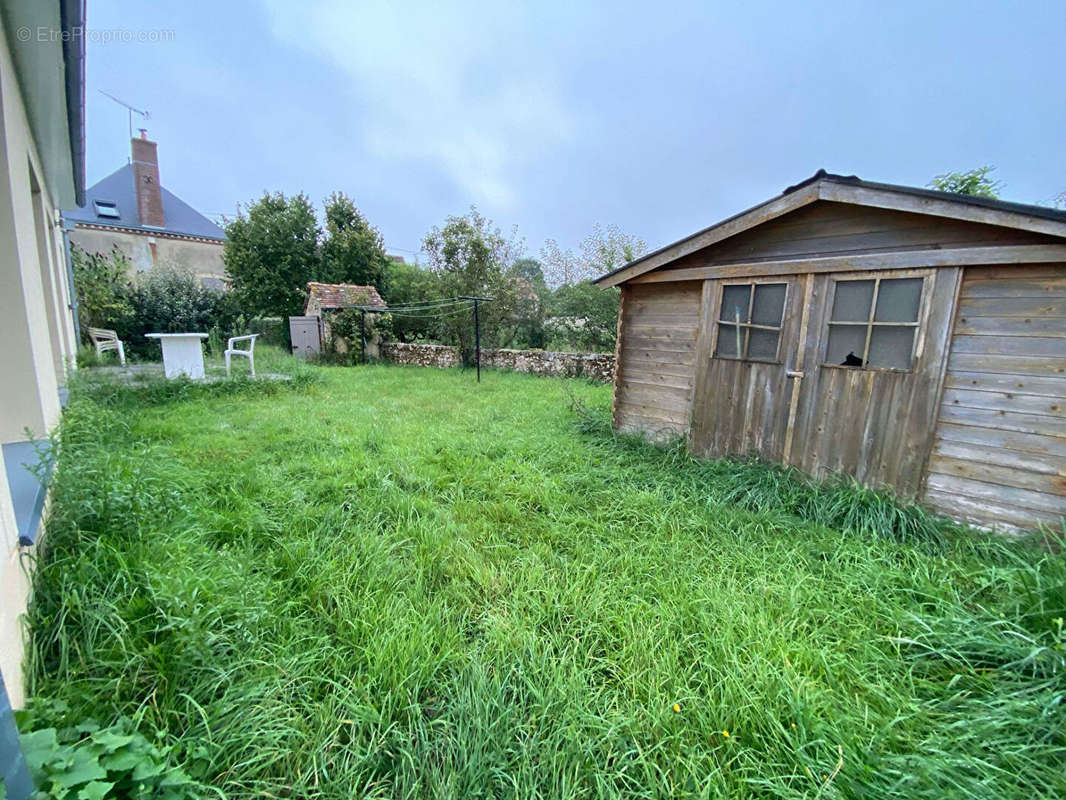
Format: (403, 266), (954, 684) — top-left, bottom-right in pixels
(26, 363), (1066, 799)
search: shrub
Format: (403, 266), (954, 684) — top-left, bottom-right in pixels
(122, 270), (245, 359)
(71, 245), (255, 360)
(71, 245), (135, 338)
(247, 317), (288, 348)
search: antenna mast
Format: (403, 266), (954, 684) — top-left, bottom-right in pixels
(98, 90), (151, 142)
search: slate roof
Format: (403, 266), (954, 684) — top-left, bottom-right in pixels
(63, 164), (226, 241)
(305, 282), (385, 312)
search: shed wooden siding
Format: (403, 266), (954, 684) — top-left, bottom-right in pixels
(661, 201), (1061, 273)
(924, 265), (1066, 532)
(613, 281), (701, 437)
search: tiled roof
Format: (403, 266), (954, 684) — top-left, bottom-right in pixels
(306, 282), (385, 311)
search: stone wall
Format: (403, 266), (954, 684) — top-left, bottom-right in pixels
(379, 341), (460, 369)
(379, 342), (615, 382)
(480, 348), (615, 382)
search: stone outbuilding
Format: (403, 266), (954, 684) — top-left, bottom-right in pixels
(304, 282), (385, 353)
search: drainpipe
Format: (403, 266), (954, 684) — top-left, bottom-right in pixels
(60, 217), (80, 345)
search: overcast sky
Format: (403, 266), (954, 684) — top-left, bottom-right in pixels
(82, 0), (1066, 262)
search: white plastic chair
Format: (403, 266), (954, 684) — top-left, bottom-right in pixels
(88, 327), (126, 366)
(225, 334), (258, 377)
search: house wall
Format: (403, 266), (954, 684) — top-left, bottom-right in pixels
(0, 12), (79, 707)
(69, 226), (226, 284)
(924, 264), (1066, 533)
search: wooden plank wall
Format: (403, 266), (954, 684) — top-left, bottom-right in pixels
(924, 265), (1066, 532)
(613, 281), (702, 438)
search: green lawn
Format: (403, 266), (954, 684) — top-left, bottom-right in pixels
(25, 359), (1065, 799)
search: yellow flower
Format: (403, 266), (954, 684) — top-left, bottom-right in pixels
(722, 730), (730, 738)
(672, 703), (681, 713)
(790, 722), (796, 729)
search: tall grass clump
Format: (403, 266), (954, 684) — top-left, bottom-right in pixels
(569, 395), (958, 546)
(24, 364), (1066, 799)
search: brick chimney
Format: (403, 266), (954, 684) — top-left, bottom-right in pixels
(130, 130), (165, 228)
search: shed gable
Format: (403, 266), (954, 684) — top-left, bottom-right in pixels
(656, 201), (1062, 276)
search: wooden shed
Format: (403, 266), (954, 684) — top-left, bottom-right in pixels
(595, 171), (1066, 533)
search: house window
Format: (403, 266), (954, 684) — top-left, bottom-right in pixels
(825, 277), (923, 370)
(93, 200), (120, 219)
(715, 282), (787, 362)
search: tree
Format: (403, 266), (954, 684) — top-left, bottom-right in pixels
(548, 281), (620, 352)
(507, 258), (549, 349)
(321, 192), (390, 293)
(422, 207), (522, 360)
(223, 192), (321, 318)
(380, 258), (442, 342)
(540, 223), (646, 287)
(928, 166), (1003, 198)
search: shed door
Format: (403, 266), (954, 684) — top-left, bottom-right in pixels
(689, 267), (959, 498)
(689, 275), (805, 461)
(288, 315), (322, 359)
(787, 267), (959, 498)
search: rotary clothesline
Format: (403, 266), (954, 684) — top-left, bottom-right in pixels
(353, 296), (492, 381)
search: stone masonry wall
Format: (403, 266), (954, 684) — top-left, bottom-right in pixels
(379, 342), (460, 369)
(379, 342), (614, 382)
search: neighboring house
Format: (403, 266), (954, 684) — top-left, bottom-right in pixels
(0, 0), (84, 713)
(304, 281), (385, 353)
(64, 132), (227, 288)
(596, 170), (1066, 535)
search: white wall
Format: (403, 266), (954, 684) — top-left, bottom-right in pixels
(0, 10), (79, 708)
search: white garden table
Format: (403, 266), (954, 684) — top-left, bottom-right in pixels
(145, 333), (209, 379)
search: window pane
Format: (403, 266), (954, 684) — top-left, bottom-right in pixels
(748, 329), (779, 360)
(831, 280), (874, 322)
(751, 283), (786, 326)
(720, 285), (751, 324)
(716, 324), (743, 357)
(826, 324), (866, 366)
(874, 278), (922, 322)
(868, 326), (915, 369)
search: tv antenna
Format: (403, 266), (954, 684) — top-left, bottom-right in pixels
(98, 90), (151, 141)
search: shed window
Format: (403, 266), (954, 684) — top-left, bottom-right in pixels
(825, 277), (923, 369)
(715, 282), (787, 362)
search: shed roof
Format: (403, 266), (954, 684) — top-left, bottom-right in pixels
(595, 170), (1066, 288)
(64, 164), (226, 241)
(305, 282), (385, 312)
